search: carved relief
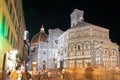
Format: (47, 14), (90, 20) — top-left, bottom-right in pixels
(69, 29), (91, 39)
(77, 30), (83, 38)
(83, 29), (90, 37)
(92, 28), (109, 40)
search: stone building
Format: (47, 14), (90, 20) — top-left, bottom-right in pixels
(0, 0), (26, 79)
(30, 25), (63, 70)
(58, 9), (119, 68)
(30, 9), (119, 71)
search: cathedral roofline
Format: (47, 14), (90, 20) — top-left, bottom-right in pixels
(68, 21), (109, 31)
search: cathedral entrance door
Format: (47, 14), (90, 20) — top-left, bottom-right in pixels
(43, 60), (46, 70)
(43, 64), (46, 70)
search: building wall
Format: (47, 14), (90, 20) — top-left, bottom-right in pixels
(0, 0), (26, 78)
(37, 28), (63, 70)
(58, 9), (119, 68)
(63, 29), (119, 68)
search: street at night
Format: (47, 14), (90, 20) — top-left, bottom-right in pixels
(0, 0), (120, 80)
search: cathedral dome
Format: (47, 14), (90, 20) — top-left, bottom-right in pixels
(31, 25), (47, 45)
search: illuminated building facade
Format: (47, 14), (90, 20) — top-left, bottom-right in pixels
(0, 0), (26, 78)
(58, 9), (119, 68)
(30, 9), (119, 71)
(30, 26), (63, 70)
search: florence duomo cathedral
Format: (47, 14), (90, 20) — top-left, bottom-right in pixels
(29, 9), (119, 71)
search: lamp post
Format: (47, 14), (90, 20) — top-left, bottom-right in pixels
(23, 30), (29, 69)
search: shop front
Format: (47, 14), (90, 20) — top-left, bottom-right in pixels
(0, 35), (13, 79)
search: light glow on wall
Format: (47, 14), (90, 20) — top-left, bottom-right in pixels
(0, 10), (12, 69)
(0, 7), (4, 35)
(0, 6), (11, 52)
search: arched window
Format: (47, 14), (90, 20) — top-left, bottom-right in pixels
(103, 48), (109, 57)
(112, 49), (117, 56)
(83, 41), (90, 50)
(68, 43), (75, 56)
(96, 49), (101, 64)
(103, 48), (110, 67)
(77, 42), (82, 51)
(111, 49), (117, 63)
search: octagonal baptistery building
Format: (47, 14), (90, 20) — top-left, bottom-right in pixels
(57, 9), (120, 69)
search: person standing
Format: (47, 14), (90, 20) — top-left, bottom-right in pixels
(6, 70), (11, 80)
(10, 66), (19, 80)
(37, 72), (41, 80)
(21, 69), (31, 80)
(84, 63), (94, 80)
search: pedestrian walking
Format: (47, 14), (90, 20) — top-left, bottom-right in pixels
(37, 72), (41, 80)
(10, 66), (19, 80)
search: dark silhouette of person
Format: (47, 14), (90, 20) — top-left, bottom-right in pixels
(37, 72), (41, 80)
(85, 63), (94, 80)
(21, 69), (31, 80)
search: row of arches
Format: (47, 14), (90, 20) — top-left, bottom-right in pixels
(96, 48), (118, 67)
(68, 41), (91, 52)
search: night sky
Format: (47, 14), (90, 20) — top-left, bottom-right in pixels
(22, 0), (120, 44)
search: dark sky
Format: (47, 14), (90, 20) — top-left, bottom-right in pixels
(22, 0), (120, 44)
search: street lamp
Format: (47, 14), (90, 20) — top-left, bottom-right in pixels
(23, 30), (30, 69)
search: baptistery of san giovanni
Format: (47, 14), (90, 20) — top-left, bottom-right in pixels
(29, 9), (119, 70)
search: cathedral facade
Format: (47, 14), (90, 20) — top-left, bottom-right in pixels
(30, 9), (119, 70)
